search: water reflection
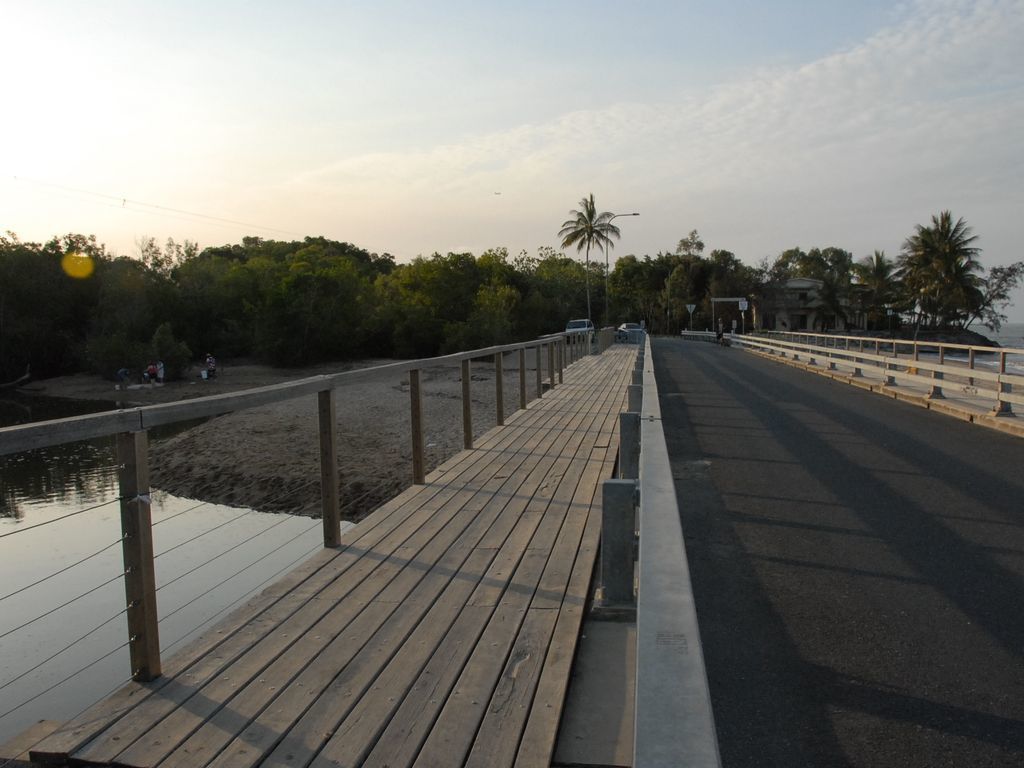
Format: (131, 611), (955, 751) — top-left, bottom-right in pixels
(0, 394), (342, 745)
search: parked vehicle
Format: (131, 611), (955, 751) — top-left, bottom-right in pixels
(565, 319), (595, 333)
(616, 322), (644, 342)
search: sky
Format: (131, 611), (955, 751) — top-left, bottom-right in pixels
(3, 0), (1023, 320)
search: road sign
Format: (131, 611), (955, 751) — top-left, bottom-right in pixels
(686, 304), (696, 313)
(738, 299), (748, 311)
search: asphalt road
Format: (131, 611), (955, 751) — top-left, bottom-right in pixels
(652, 337), (1024, 768)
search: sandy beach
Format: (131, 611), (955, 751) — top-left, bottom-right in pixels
(28, 357), (533, 520)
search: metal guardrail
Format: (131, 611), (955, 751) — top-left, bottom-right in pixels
(707, 331), (1024, 416)
(634, 333), (721, 766)
(601, 334), (720, 766)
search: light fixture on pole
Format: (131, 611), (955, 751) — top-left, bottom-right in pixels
(605, 212), (639, 325)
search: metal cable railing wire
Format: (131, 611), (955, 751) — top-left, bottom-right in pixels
(160, 520), (324, 653)
(0, 570), (127, 642)
(0, 671), (132, 767)
(0, 639), (131, 724)
(156, 513), (316, 612)
(0, 535), (126, 604)
(153, 507), (255, 561)
(0, 606), (129, 695)
(0, 497), (120, 539)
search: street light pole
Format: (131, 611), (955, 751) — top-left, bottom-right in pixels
(605, 212), (639, 326)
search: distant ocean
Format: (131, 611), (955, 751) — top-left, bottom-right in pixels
(982, 322), (1024, 374)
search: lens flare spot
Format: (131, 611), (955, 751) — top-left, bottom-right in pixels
(62, 252), (95, 279)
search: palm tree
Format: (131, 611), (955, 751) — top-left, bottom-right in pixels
(558, 194), (620, 324)
(853, 250), (897, 330)
(898, 211), (983, 328)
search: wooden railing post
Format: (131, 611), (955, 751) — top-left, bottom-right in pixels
(994, 351), (1013, 415)
(558, 338), (564, 383)
(536, 345), (543, 399)
(518, 348), (527, 410)
(494, 352), (505, 426)
(462, 359), (473, 448)
(929, 346), (945, 399)
(116, 431), (161, 681)
(409, 369), (425, 484)
(318, 390), (341, 547)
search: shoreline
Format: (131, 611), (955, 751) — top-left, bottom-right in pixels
(17, 358), (526, 520)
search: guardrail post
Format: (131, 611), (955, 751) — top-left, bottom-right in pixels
(600, 479), (637, 606)
(884, 359), (896, 386)
(968, 348), (976, 386)
(116, 431), (161, 681)
(462, 359), (473, 448)
(518, 348), (527, 409)
(994, 352), (1013, 415)
(548, 343), (556, 391)
(318, 390), (341, 547)
(409, 369), (425, 484)
(494, 352), (505, 426)
(628, 383), (643, 413)
(536, 345), (543, 398)
(619, 412), (640, 480)
(928, 346), (945, 399)
(632, 369), (643, 387)
(558, 338), (565, 383)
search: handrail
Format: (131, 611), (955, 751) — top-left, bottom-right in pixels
(699, 331), (1024, 416)
(634, 334), (721, 767)
(0, 328), (591, 689)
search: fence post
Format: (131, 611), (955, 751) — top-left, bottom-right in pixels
(628, 383), (643, 413)
(928, 346), (945, 399)
(116, 431), (161, 681)
(558, 338), (564, 384)
(619, 412), (640, 480)
(318, 390), (341, 547)
(462, 359), (473, 449)
(994, 351), (1013, 415)
(536, 345), (543, 398)
(410, 369), (425, 484)
(518, 348), (527, 410)
(548, 343), (556, 391)
(494, 352), (505, 426)
(601, 479), (637, 606)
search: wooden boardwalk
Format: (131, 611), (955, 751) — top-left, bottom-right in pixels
(31, 346), (636, 768)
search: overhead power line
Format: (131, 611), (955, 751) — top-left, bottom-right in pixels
(11, 176), (306, 238)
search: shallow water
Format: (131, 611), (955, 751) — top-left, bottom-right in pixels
(0, 397), (343, 745)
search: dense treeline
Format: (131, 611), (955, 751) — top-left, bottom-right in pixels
(2, 209), (1019, 383)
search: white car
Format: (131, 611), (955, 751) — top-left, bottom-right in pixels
(565, 319), (595, 333)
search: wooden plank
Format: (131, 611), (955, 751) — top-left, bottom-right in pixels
(90, 404), (563, 767)
(409, 373), (626, 766)
(147, 368), (606, 768)
(37, 384), (567, 763)
(359, 367), (624, 768)
(308, 383), (613, 768)
(206, 366), (606, 768)
(0, 720), (60, 762)
(60, 402), (561, 765)
(515, 443), (619, 767)
(464, 440), (619, 768)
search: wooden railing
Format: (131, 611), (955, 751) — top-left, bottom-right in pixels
(0, 330), (602, 685)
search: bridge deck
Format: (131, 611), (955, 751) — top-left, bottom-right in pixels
(31, 346), (635, 768)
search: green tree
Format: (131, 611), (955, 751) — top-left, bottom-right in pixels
(899, 211), (983, 328)
(853, 250), (898, 330)
(558, 194), (620, 324)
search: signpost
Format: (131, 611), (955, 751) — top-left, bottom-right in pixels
(686, 303), (696, 330)
(711, 297), (750, 336)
